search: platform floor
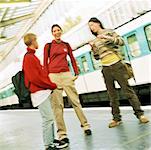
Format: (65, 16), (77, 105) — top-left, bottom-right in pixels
(0, 106), (151, 150)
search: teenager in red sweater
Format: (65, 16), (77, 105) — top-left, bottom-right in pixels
(23, 33), (68, 150)
(43, 24), (92, 144)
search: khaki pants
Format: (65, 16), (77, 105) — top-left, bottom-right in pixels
(48, 72), (90, 140)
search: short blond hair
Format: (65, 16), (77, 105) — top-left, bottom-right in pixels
(23, 33), (36, 46)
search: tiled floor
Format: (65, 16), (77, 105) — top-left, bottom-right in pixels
(0, 106), (151, 150)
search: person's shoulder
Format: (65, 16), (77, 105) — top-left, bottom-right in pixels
(61, 41), (71, 48)
(62, 40), (69, 45)
(25, 52), (34, 57)
(105, 28), (114, 33)
(104, 29), (116, 36)
(105, 28), (113, 31)
(44, 42), (52, 47)
(24, 53), (37, 62)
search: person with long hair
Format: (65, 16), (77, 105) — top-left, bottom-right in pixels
(43, 24), (92, 145)
(88, 17), (149, 128)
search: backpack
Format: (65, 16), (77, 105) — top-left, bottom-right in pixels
(47, 43), (51, 57)
(12, 71), (32, 108)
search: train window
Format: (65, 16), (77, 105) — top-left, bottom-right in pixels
(2, 93), (6, 99)
(144, 25), (151, 51)
(81, 56), (89, 73)
(68, 60), (81, 75)
(90, 52), (101, 70)
(119, 46), (126, 60)
(76, 60), (81, 74)
(127, 34), (141, 57)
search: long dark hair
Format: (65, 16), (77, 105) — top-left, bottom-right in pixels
(51, 24), (62, 32)
(88, 17), (105, 36)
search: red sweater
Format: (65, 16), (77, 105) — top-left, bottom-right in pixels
(43, 40), (79, 75)
(23, 47), (57, 93)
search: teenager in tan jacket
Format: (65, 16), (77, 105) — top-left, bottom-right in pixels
(88, 17), (149, 128)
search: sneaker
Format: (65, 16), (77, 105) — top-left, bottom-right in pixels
(46, 145), (58, 150)
(53, 139), (60, 144)
(84, 129), (92, 135)
(61, 137), (69, 143)
(54, 138), (69, 149)
(108, 120), (122, 128)
(139, 115), (149, 124)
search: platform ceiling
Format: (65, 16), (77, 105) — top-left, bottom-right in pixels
(0, 0), (120, 85)
(0, 0), (55, 63)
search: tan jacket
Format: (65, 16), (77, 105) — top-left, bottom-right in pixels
(91, 29), (124, 59)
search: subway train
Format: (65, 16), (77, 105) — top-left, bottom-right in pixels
(0, 11), (151, 109)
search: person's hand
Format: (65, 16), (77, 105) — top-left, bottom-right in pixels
(72, 75), (78, 81)
(89, 40), (94, 46)
(97, 34), (113, 40)
(56, 85), (63, 90)
(89, 41), (97, 51)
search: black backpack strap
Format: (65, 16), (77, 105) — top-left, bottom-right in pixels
(47, 43), (52, 57)
(23, 52), (31, 88)
(47, 42), (69, 57)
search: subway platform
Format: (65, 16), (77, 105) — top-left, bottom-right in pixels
(0, 106), (151, 150)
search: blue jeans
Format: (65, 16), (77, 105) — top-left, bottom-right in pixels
(38, 95), (54, 147)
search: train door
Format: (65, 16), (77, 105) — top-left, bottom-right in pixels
(144, 24), (151, 52)
(123, 27), (150, 84)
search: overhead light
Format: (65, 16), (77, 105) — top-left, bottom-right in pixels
(0, 35), (6, 39)
(0, 36), (16, 44)
(0, 0), (31, 8)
